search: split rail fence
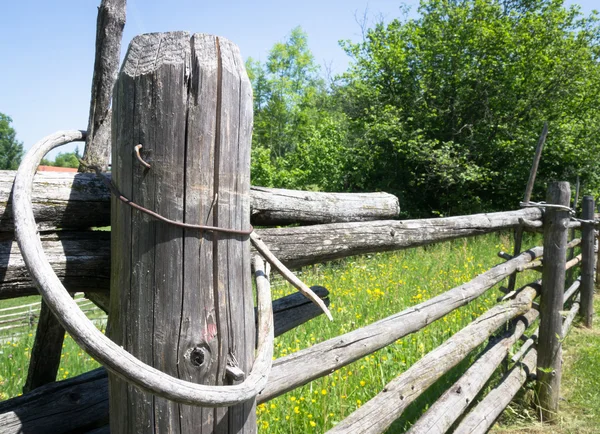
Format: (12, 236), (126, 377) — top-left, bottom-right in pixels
(0, 168), (596, 433)
(0, 29), (597, 434)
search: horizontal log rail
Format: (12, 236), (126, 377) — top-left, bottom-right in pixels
(407, 307), (539, 434)
(0, 171), (399, 231)
(454, 295), (581, 434)
(0, 208), (543, 300)
(327, 283), (539, 434)
(258, 246), (542, 402)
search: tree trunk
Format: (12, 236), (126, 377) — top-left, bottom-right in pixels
(80, 0), (127, 172)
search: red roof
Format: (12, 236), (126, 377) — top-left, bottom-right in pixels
(37, 165), (78, 173)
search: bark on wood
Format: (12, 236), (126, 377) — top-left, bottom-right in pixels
(536, 181), (570, 423)
(0, 231), (110, 300)
(0, 209), (542, 301)
(259, 246), (542, 403)
(250, 187), (399, 224)
(453, 348), (538, 434)
(0, 171), (399, 231)
(22, 300), (67, 393)
(327, 285), (538, 434)
(80, 0), (127, 172)
(407, 305), (539, 434)
(580, 196), (595, 327)
(109, 32), (255, 433)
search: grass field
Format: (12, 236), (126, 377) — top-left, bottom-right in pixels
(1, 231), (595, 433)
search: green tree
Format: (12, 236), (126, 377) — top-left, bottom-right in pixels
(53, 146), (82, 168)
(338, 0), (600, 216)
(0, 113), (24, 170)
(247, 27), (350, 190)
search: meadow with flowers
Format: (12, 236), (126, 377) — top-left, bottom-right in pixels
(4, 231), (592, 432)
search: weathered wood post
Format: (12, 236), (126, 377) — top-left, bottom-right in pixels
(580, 195), (595, 327)
(109, 32), (255, 433)
(536, 181), (570, 422)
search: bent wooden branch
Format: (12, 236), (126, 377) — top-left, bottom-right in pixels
(13, 130), (275, 406)
(0, 288), (330, 434)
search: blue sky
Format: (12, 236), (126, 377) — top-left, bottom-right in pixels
(0, 0), (596, 158)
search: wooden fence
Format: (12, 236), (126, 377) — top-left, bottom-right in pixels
(0, 171), (596, 432)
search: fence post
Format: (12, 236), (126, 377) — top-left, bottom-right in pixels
(580, 196), (595, 327)
(536, 181), (570, 422)
(109, 32), (255, 433)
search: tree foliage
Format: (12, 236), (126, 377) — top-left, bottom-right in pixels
(247, 27), (350, 190)
(0, 113), (24, 170)
(41, 147), (81, 168)
(248, 2), (600, 217)
(337, 0), (600, 215)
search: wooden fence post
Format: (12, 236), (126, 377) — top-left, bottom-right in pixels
(580, 195), (595, 327)
(536, 181), (570, 422)
(109, 32), (254, 433)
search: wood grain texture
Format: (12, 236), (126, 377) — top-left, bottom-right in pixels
(580, 196), (595, 327)
(110, 32), (255, 433)
(259, 246), (543, 403)
(455, 297), (581, 434)
(536, 181), (570, 422)
(250, 187), (399, 225)
(80, 0), (126, 172)
(11, 130), (274, 408)
(0, 209), (542, 301)
(0, 368), (109, 434)
(0, 171), (111, 231)
(257, 208), (543, 268)
(327, 285), (538, 434)
(0, 170), (399, 231)
(454, 348), (538, 434)
(0, 231), (110, 300)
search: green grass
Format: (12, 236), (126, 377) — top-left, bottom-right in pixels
(255, 232), (540, 432)
(0, 295), (104, 400)
(0, 231), (552, 432)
